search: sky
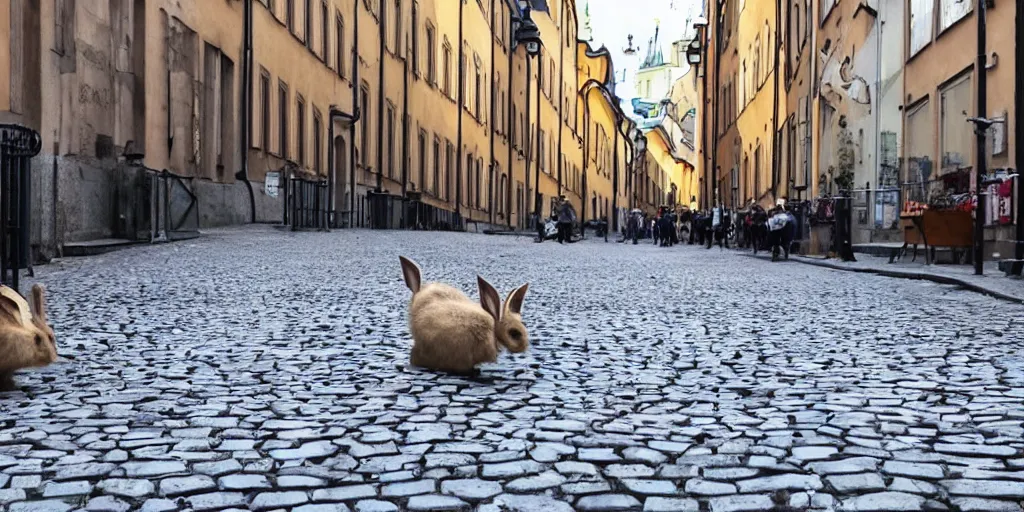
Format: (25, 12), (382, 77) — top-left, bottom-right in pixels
(576, 0), (703, 102)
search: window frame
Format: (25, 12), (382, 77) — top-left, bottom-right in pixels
(278, 80), (289, 158)
(260, 68), (271, 152)
(296, 93), (307, 166)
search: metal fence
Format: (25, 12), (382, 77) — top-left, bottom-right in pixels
(150, 169), (201, 242)
(286, 176), (330, 231)
(0, 125), (41, 292)
(404, 194), (464, 231)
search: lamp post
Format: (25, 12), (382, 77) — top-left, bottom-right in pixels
(624, 34), (638, 56)
(688, 17), (708, 210)
(513, 5), (541, 235)
(966, 0), (989, 275)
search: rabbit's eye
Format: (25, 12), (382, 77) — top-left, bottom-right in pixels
(508, 329), (522, 340)
(34, 334), (44, 346)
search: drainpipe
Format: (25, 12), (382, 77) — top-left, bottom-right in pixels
(874, 1), (883, 230)
(349, 0), (360, 228)
(711, 0), (720, 210)
(1015, 0), (1024, 273)
(489, 0), (496, 226)
(401, 48), (409, 225)
(612, 116), (619, 231)
(533, 56), (542, 219)
(328, 105), (360, 228)
(456, 0), (464, 219)
(507, 12), (514, 228)
(376, 0), (386, 193)
(524, 55), (532, 226)
(972, 0), (988, 275)
(770, 0), (781, 200)
(582, 102), (589, 224)
(557, 4), (564, 197)
(236, 0), (256, 223)
(808, 0), (817, 195)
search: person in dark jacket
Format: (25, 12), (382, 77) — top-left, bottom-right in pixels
(556, 196), (575, 244)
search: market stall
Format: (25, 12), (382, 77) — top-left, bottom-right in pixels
(898, 171), (974, 264)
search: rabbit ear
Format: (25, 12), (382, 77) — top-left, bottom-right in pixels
(0, 296), (21, 326)
(477, 276), (501, 322)
(504, 283), (529, 314)
(399, 256), (421, 293)
(0, 286), (31, 327)
(30, 285), (47, 324)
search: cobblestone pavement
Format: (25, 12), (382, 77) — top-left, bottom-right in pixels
(2, 226), (1024, 512)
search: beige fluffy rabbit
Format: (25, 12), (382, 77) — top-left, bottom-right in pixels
(0, 285), (58, 391)
(399, 256), (529, 374)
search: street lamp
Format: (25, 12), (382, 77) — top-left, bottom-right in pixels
(686, 40), (701, 65)
(514, 7), (542, 56)
(691, 16), (709, 211)
(514, 5), (542, 238)
(623, 34), (638, 56)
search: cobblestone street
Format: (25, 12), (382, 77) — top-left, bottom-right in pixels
(2, 226), (1024, 512)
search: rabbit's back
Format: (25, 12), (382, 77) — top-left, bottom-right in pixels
(409, 289), (497, 372)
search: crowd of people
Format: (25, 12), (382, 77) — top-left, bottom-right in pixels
(618, 199), (799, 260)
(532, 196), (798, 261)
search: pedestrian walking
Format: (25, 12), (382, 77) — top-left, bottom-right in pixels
(556, 196), (575, 244)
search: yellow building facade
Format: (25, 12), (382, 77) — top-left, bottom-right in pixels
(699, 0), (1020, 257)
(640, 126), (693, 213)
(1, 0), (634, 256)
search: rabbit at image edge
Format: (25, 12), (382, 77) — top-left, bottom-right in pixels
(399, 256), (529, 375)
(0, 285), (58, 391)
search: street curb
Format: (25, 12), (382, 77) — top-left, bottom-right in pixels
(783, 255), (1024, 305)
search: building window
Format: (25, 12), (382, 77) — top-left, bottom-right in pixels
(411, 2), (420, 74)
(433, 136), (441, 195)
(537, 52), (544, 93)
(321, 1), (329, 60)
(296, 94), (306, 166)
(260, 69), (271, 151)
(475, 158), (483, 208)
(386, 104), (396, 178)
(909, 0), (934, 57)
(426, 23), (436, 85)
(445, 140), (454, 200)
(394, 0), (402, 54)
(360, 82), (370, 167)
(442, 40), (452, 96)
(460, 46), (468, 103)
(497, 5), (506, 46)
(305, 0), (313, 49)
(940, 74), (972, 175)
(474, 59), (482, 117)
(54, 0), (71, 56)
(313, 108), (323, 174)
(336, 13), (345, 77)
(538, 129), (545, 172)
(287, 0), (295, 32)
(278, 81), (289, 158)
(940, 0), (971, 32)
(465, 153), (473, 206)
(905, 100), (933, 191)
(549, 60), (555, 99)
(418, 129), (427, 191)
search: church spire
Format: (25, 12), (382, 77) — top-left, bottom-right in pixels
(641, 20), (664, 68)
(580, 0), (594, 42)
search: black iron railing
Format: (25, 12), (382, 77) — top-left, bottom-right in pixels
(0, 125), (42, 293)
(150, 168), (201, 241)
(287, 176), (329, 231)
